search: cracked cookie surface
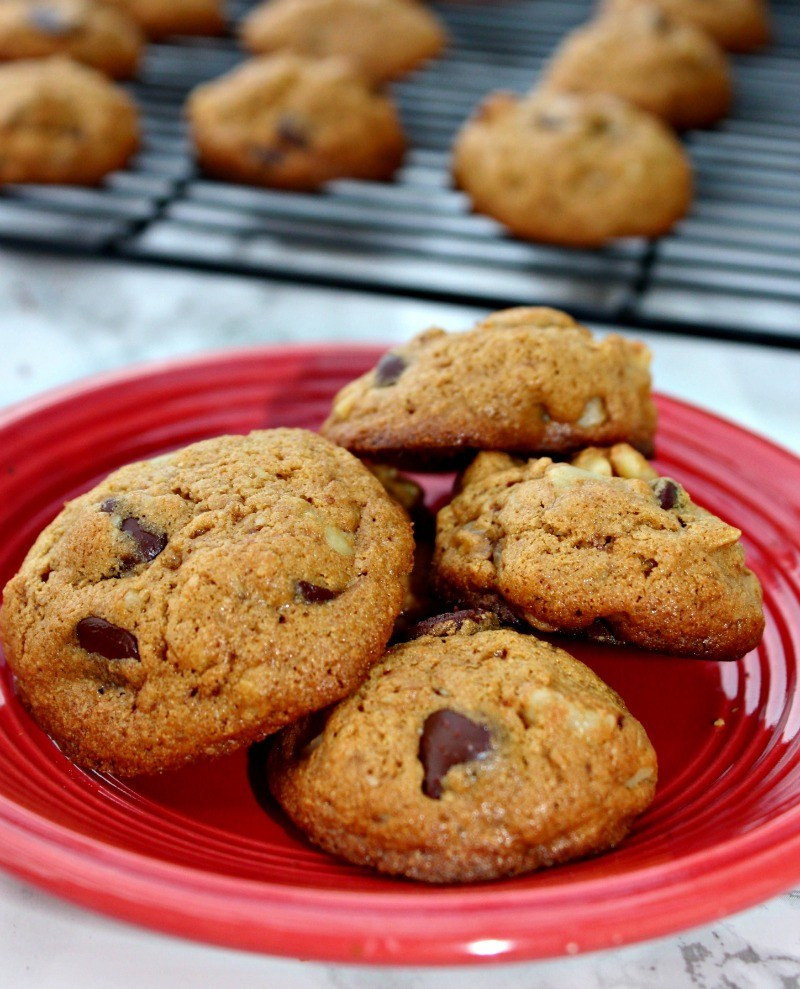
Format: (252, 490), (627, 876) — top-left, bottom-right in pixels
(0, 429), (414, 775)
(187, 53), (406, 190)
(321, 307), (657, 467)
(0, 56), (139, 184)
(268, 624), (657, 882)
(453, 89), (692, 246)
(434, 451), (764, 660)
(240, 0), (445, 84)
(544, 2), (732, 130)
(0, 0), (144, 79)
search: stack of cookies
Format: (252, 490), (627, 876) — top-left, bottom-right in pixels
(0, 306), (765, 883)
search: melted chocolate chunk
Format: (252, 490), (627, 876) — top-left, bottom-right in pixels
(296, 580), (339, 603)
(653, 478), (680, 510)
(405, 609), (493, 640)
(276, 116), (309, 148)
(77, 617), (140, 661)
(374, 352), (407, 388)
(29, 4), (76, 36)
(419, 709), (491, 799)
(100, 500), (167, 566)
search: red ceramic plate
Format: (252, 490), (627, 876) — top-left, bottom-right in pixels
(1, 345), (799, 966)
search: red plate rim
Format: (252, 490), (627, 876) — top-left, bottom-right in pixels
(1, 343), (799, 965)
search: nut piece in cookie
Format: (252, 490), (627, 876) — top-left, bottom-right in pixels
(602, 0), (770, 53)
(434, 450), (765, 660)
(267, 626), (657, 882)
(0, 56), (139, 184)
(544, 3), (732, 130)
(240, 0), (446, 84)
(187, 53), (406, 190)
(453, 89), (692, 246)
(0, 429), (414, 775)
(0, 0), (144, 79)
(322, 306), (656, 468)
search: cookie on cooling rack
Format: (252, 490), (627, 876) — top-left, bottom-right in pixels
(433, 447), (765, 660)
(603, 0), (770, 53)
(0, 0), (144, 79)
(0, 57), (139, 184)
(240, 0), (446, 84)
(187, 53), (406, 189)
(544, 2), (733, 130)
(103, 0), (225, 38)
(452, 89), (692, 246)
(268, 622), (657, 882)
(321, 306), (657, 467)
(0, 429), (414, 775)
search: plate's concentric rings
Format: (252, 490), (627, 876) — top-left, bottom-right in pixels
(0, 345), (799, 965)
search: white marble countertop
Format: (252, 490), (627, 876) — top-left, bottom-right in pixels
(1, 249), (799, 989)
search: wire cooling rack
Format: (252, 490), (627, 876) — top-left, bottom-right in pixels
(0, 0), (798, 345)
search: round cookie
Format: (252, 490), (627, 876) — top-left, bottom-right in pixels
(452, 89), (692, 246)
(104, 0), (225, 38)
(268, 624), (658, 883)
(321, 306), (657, 467)
(544, 3), (733, 130)
(0, 0), (144, 79)
(603, 0), (770, 53)
(0, 429), (414, 775)
(240, 0), (446, 84)
(0, 57), (139, 184)
(187, 54), (406, 190)
(434, 450), (765, 660)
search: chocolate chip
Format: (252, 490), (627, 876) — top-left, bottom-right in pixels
(296, 580), (339, 603)
(251, 146), (286, 166)
(77, 617), (140, 661)
(99, 499), (117, 513)
(419, 709), (491, 799)
(276, 116), (309, 148)
(653, 478), (680, 510)
(28, 4), (77, 36)
(374, 352), (407, 388)
(120, 516), (168, 564)
(405, 609), (494, 640)
(536, 113), (566, 131)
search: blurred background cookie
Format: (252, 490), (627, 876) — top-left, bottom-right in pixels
(187, 53), (406, 189)
(0, 0), (143, 79)
(603, 0), (771, 52)
(0, 56), (139, 183)
(452, 89), (692, 246)
(544, 2), (733, 129)
(104, 0), (225, 38)
(240, 0), (446, 84)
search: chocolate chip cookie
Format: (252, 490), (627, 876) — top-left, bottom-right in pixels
(0, 57), (139, 184)
(322, 307), (657, 467)
(267, 623), (657, 882)
(240, 0), (446, 84)
(452, 89), (692, 246)
(544, 3), (733, 130)
(434, 450), (765, 660)
(0, 0), (144, 79)
(0, 429), (414, 775)
(104, 0), (225, 38)
(604, 0), (770, 52)
(187, 53), (406, 189)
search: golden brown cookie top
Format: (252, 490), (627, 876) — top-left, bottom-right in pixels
(268, 625), (657, 882)
(0, 429), (414, 775)
(187, 53), (406, 189)
(240, 0), (446, 83)
(0, 0), (144, 78)
(544, 2), (733, 129)
(603, 0), (770, 52)
(104, 0), (225, 38)
(452, 88), (692, 246)
(322, 306), (656, 467)
(434, 451), (765, 660)
(0, 56), (139, 183)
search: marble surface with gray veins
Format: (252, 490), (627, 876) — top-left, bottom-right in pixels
(0, 248), (799, 989)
